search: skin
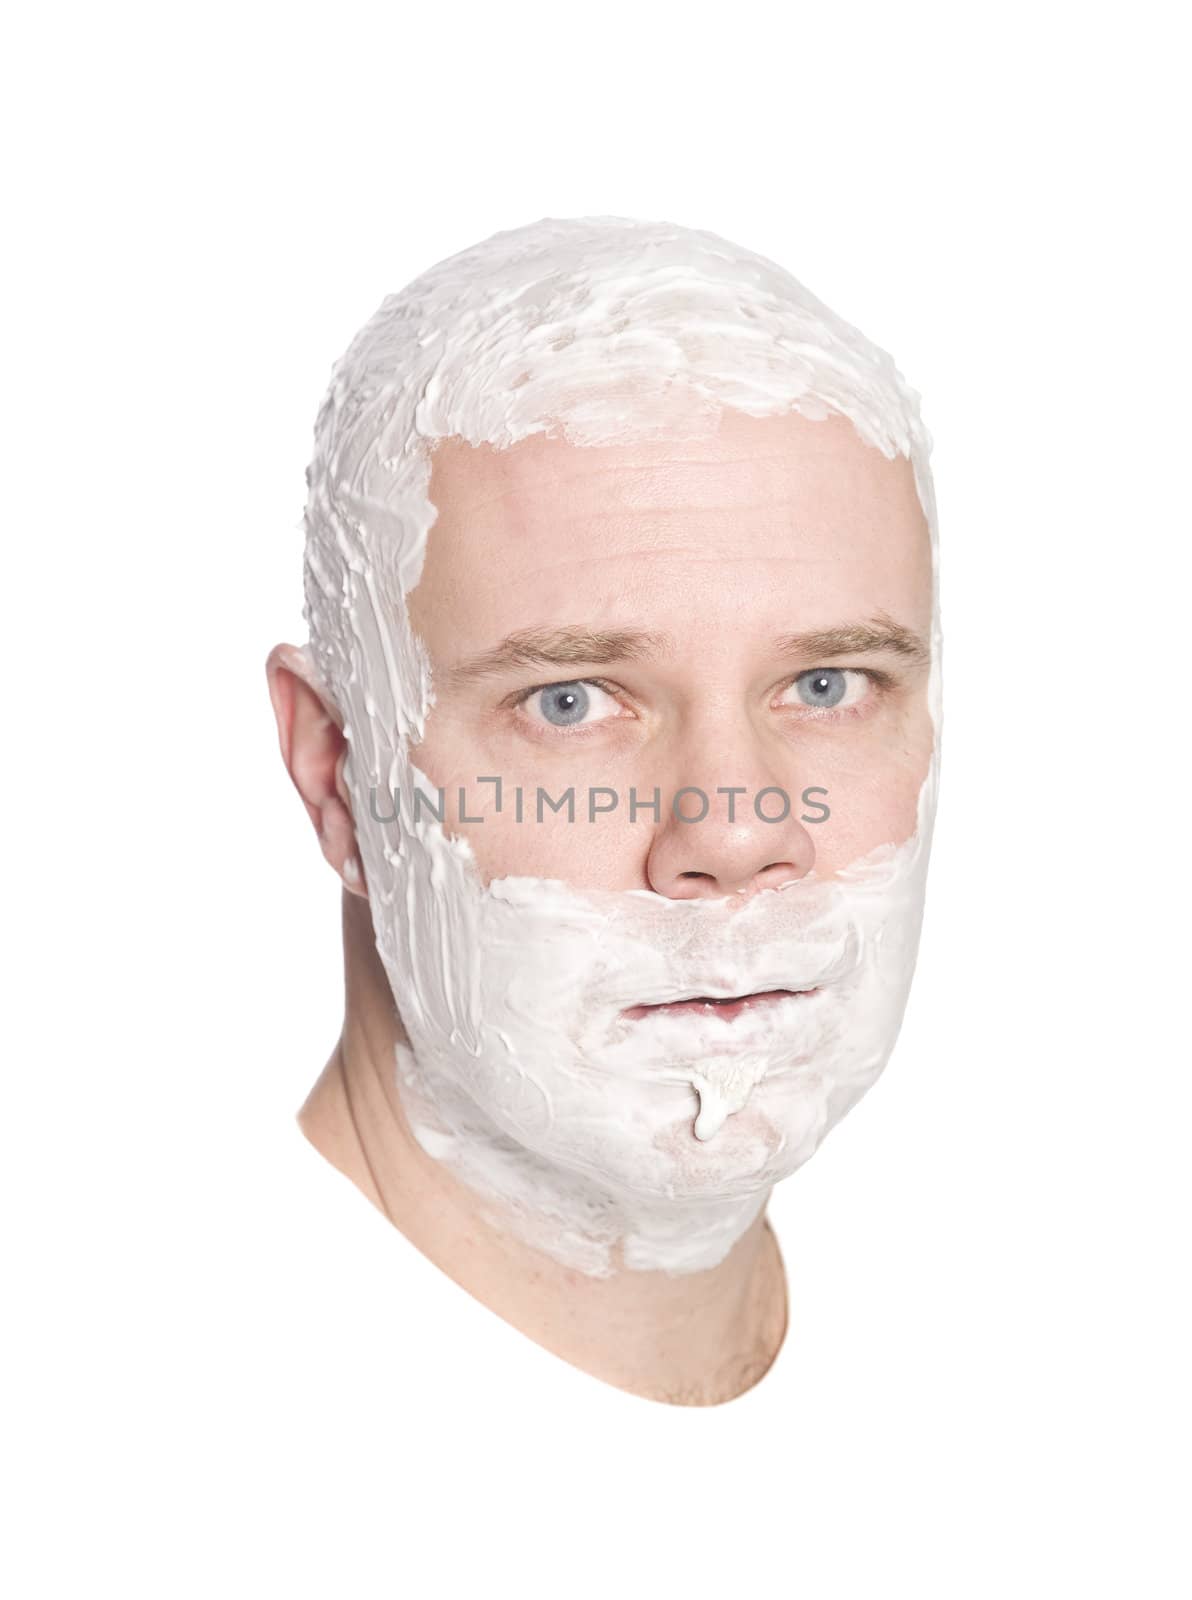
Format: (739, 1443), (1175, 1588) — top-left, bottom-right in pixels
(266, 407), (934, 1406)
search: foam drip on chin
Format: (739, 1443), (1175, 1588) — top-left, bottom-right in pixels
(693, 1081), (735, 1143)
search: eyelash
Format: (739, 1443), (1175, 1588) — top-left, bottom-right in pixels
(505, 669), (894, 731)
(507, 676), (620, 706)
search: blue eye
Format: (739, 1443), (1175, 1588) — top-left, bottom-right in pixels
(795, 668), (847, 708)
(535, 681), (592, 726)
(779, 668), (872, 714)
(515, 678), (623, 733)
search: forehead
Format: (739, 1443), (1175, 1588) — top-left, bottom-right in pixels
(409, 408), (931, 646)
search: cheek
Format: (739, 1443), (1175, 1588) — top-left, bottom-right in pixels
(449, 807), (647, 890)
(405, 715), (651, 891)
(809, 706), (935, 873)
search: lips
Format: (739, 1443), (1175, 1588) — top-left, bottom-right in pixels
(622, 987), (818, 1024)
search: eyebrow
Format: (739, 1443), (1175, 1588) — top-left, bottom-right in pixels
(773, 615), (930, 663)
(444, 614), (928, 686)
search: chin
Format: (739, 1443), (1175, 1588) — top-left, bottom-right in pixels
(517, 1067), (855, 1206)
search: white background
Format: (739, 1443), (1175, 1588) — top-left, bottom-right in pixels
(4, 2), (1188, 1595)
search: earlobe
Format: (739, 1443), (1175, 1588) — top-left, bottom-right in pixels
(266, 642), (368, 899)
(329, 744), (369, 898)
(317, 792), (370, 899)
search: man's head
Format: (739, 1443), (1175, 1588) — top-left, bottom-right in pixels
(269, 216), (941, 1277)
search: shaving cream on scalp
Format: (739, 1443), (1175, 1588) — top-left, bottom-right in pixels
(302, 216), (942, 1278)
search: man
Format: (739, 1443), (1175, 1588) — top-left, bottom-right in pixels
(266, 214), (940, 1406)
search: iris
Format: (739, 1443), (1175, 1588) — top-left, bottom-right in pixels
(538, 682), (591, 726)
(795, 668), (847, 708)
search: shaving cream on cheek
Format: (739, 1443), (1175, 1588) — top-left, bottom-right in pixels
(302, 217), (942, 1278)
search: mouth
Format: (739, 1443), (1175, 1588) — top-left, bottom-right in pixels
(621, 987), (819, 1024)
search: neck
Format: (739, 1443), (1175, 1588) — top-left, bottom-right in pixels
(298, 891), (788, 1406)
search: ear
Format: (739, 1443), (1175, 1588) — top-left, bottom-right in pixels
(265, 643), (368, 899)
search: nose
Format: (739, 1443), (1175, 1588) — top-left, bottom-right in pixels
(645, 752), (817, 902)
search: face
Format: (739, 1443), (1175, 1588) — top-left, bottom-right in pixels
(336, 404), (939, 1275)
(406, 408), (933, 890)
